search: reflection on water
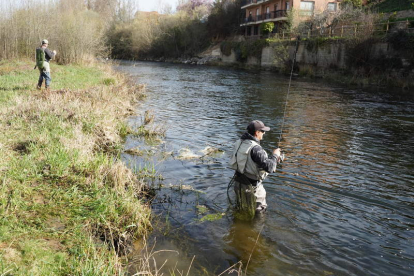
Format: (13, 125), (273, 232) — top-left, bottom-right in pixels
(117, 61), (414, 276)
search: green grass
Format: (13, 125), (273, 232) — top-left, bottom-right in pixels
(374, 0), (413, 13)
(0, 60), (106, 107)
(0, 60), (151, 275)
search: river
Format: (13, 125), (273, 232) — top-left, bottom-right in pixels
(116, 61), (414, 276)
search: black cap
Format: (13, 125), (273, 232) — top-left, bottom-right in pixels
(247, 120), (270, 133)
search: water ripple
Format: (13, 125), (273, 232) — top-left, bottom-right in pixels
(118, 61), (414, 276)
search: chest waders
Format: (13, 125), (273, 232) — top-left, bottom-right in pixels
(229, 140), (261, 220)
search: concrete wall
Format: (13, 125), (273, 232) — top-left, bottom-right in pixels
(261, 46), (275, 67)
(295, 42), (347, 68)
(221, 49), (237, 63)
(219, 40), (410, 70)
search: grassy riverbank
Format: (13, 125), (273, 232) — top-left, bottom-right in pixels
(0, 60), (151, 275)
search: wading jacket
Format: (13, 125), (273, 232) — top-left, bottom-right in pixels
(230, 132), (278, 183)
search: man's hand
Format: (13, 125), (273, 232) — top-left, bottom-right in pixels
(53, 50), (57, 55)
(273, 148), (284, 163)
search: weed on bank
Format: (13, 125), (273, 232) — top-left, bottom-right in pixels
(0, 60), (151, 275)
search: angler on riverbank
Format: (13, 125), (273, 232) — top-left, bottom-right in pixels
(35, 39), (57, 91)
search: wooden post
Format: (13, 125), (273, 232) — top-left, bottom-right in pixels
(308, 29), (311, 38)
(354, 24), (357, 37)
(386, 20), (389, 34)
(329, 26), (332, 37)
(407, 19), (410, 30)
(341, 25), (344, 37)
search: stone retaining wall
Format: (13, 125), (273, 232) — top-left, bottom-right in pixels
(219, 41), (411, 70)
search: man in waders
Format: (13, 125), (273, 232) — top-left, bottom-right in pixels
(35, 39), (56, 90)
(230, 120), (283, 216)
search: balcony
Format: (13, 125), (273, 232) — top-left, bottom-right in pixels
(241, 10), (288, 26)
(271, 10), (287, 19)
(241, 0), (270, 9)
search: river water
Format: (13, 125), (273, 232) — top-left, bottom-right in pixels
(116, 61), (414, 276)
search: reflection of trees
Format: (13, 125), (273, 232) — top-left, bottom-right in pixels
(279, 89), (349, 179)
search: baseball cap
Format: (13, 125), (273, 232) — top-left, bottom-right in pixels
(247, 120), (270, 133)
(42, 39), (49, 45)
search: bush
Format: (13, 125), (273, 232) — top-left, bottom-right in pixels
(304, 36), (344, 52)
(341, 0), (362, 8)
(346, 37), (406, 75)
(374, 0), (413, 13)
(0, 1), (106, 63)
(238, 39), (269, 61)
(207, 0), (243, 39)
(220, 41), (236, 56)
(387, 30), (414, 64)
(260, 22), (274, 35)
(387, 30), (414, 52)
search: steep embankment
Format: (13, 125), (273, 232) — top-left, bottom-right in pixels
(0, 60), (150, 275)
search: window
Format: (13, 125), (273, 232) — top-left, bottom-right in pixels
(285, 2), (290, 11)
(327, 3), (337, 12)
(300, 1), (314, 16)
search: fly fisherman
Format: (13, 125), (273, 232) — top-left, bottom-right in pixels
(230, 120), (283, 216)
(35, 39), (57, 90)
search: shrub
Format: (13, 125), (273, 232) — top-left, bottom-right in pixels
(345, 37), (406, 76)
(341, 0), (362, 8)
(0, 1), (106, 63)
(220, 41), (237, 56)
(238, 39), (269, 61)
(260, 22), (274, 35)
(387, 30), (414, 63)
(387, 30), (414, 52)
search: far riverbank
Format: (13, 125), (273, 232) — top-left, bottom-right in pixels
(137, 35), (414, 91)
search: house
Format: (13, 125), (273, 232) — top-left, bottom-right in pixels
(240, 0), (342, 37)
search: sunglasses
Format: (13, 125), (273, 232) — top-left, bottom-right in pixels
(260, 130), (266, 133)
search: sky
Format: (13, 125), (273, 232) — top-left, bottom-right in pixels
(0, 1), (179, 14)
(139, 0), (178, 12)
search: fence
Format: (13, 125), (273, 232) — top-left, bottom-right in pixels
(265, 19), (414, 40)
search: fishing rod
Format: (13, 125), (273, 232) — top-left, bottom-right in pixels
(277, 36), (301, 149)
(227, 37), (302, 211)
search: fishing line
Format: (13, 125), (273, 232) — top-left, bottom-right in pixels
(227, 38), (301, 208)
(277, 36), (300, 148)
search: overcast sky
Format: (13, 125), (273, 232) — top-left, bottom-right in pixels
(139, 0), (178, 12)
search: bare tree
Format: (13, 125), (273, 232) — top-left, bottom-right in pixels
(0, 0), (107, 63)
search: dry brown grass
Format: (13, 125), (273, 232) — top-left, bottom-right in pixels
(0, 61), (152, 274)
(144, 109), (155, 125)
